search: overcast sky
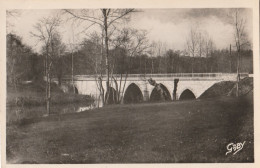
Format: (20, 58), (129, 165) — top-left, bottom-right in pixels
(7, 8), (252, 53)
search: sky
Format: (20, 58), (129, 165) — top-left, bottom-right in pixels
(7, 8), (252, 53)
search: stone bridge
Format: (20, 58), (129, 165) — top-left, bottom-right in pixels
(57, 73), (249, 103)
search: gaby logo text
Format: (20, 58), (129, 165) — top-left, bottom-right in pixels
(226, 141), (246, 155)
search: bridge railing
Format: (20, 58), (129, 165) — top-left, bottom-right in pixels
(144, 73), (222, 78)
(59, 73), (249, 81)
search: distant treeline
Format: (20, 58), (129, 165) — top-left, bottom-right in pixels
(59, 42), (253, 76)
(6, 33), (253, 85)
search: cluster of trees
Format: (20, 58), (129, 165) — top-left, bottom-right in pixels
(185, 28), (214, 73)
(57, 42), (252, 76)
(6, 8), (252, 114)
(6, 33), (253, 86)
(6, 34), (43, 88)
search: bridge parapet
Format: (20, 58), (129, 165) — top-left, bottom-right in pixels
(59, 73), (249, 81)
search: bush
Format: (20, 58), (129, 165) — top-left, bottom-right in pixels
(199, 81), (235, 99)
(228, 77), (253, 97)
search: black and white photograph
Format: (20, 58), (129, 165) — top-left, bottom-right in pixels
(1, 0), (259, 166)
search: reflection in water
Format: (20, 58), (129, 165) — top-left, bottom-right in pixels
(76, 99), (102, 112)
(77, 106), (92, 112)
(58, 98), (104, 114)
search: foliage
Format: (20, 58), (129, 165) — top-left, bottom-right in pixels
(6, 33), (43, 85)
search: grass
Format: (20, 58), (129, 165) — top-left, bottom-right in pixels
(6, 94), (254, 163)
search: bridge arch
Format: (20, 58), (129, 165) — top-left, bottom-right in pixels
(179, 89), (196, 100)
(123, 83), (143, 104)
(150, 83), (171, 101)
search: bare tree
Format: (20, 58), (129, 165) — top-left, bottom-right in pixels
(230, 9), (249, 96)
(146, 41), (173, 101)
(52, 33), (66, 86)
(31, 16), (62, 115)
(186, 27), (199, 74)
(149, 42), (157, 74)
(86, 31), (105, 106)
(197, 32), (205, 72)
(111, 28), (150, 103)
(198, 32), (204, 58)
(64, 9), (135, 105)
(204, 33), (214, 72)
(148, 41), (167, 73)
(156, 41), (163, 73)
(67, 25), (81, 93)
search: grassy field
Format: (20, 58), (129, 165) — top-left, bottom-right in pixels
(6, 95), (253, 163)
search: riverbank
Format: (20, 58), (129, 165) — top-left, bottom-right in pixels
(6, 94), (253, 163)
(6, 81), (94, 124)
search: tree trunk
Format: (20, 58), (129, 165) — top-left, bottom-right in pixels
(57, 57), (62, 86)
(47, 70), (51, 115)
(230, 44), (232, 73)
(99, 29), (105, 105)
(103, 9), (110, 105)
(47, 52), (52, 115)
(236, 50), (240, 97)
(191, 55), (194, 75)
(173, 79), (179, 100)
(45, 47), (49, 115)
(71, 52), (75, 93)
